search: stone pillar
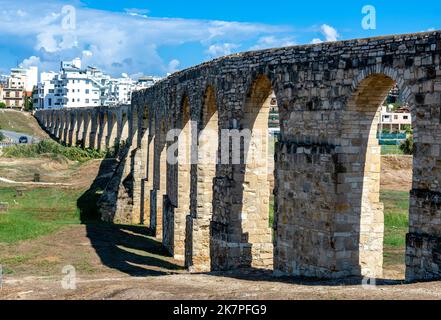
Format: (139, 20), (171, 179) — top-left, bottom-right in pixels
(406, 83), (441, 281)
(63, 116), (70, 144)
(88, 114), (98, 149)
(151, 134), (167, 239)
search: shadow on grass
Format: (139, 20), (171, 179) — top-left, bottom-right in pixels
(76, 156), (183, 277)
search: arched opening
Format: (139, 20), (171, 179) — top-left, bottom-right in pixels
(232, 75), (275, 269)
(186, 86), (219, 271)
(76, 113), (85, 147)
(342, 73), (414, 279)
(89, 113), (99, 150)
(68, 112), (77, 146)
(83, 112), (92, 148)
(108, 113), (118, 150)
(138, 107), (151, 225)
(56, 114), (63, 139)
(59, 114), (66, 142)
(151, 119), (167, 239)
(166, 95), (193, 260)
(120, 113), (129, 144)
(99, 112), (108, 151)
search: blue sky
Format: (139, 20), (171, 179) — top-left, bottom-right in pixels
(0, 0), (439, 78)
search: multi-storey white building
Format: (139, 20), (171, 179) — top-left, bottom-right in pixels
(34, 72), (58, 109)
(1, 66), (38, 109)
(34, 58), (162, 109)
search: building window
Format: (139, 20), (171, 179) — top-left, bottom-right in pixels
(394, 115), (398, 120)
(72, 98), (75, 102)
(77, 98), (80, 102)
(403, 116), (409, 120)
(48, 98), (52, 106)
(85, 99), (89, 104)
(86, 89), (89, 94)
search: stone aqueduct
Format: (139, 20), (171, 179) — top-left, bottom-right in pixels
(35, 31), (441, 281)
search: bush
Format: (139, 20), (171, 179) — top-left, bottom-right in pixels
(400, 136), (414, 155)
(0, 102), (6, 109)
(0, 131), (4, 142)
(2, 140), (106, 162)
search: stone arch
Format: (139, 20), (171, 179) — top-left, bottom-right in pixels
(98, 112), (108, 151)
(163, 94), (194, 260)
(185, 85), (219, 271)
(89, 113), (99, 149)
(339, 70), (415, 278)
(151, 117), (167, 238)
(139, 106), (153, 225)
(55, 113), (62, 138)
(67, 112), (76, 146)
(83, 111), (92, 148)
(119, 112), (129, 144)
(107, 112), (118, 149)
(76, 112), (85, 147)
(62, 112), (70, 144)
(242, 74), (275, 268)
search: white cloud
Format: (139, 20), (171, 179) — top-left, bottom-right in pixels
(249, 36), (296, 50)
(206, 43), (241, 58)
(321, 24), (339, 41)
(82, 50), (93, 58)
(124, 8), (150, 19)
(167, 59), (180, 73)
(309, 24), (339, 44)
(20, 55), (41, 68)
(0, 0), (296, 76)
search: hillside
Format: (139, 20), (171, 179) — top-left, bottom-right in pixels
(0, 109), (49, 139)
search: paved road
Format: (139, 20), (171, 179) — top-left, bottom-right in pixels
(0, 130), (39, 144)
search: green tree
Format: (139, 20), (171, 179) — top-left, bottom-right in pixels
(400, 135), (414, 155)
(24, 96), (33, 112)
(0, 102), (6, 109)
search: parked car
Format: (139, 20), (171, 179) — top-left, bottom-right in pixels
(18, 136), (28, 144)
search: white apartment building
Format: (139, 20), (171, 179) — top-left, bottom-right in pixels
(34, 58), (162, 109)
(107, 77), (135, 105)
(34, 72), (58, 109)
(2, 67), (38, 109)
(378, 105), (412, 132)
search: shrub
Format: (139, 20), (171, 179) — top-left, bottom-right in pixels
(0, 102), (6, 109)
(2, 140), (106, 162)
(400, 135), (414, 155)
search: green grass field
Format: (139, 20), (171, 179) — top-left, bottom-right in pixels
(0, 187), (83, 243)
(0, 110), (45, 137)
(381, 145), (404, 155)
(381, 190), (409, 247)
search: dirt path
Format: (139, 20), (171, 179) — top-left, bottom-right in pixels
(0, 224), (440, 300)
(381, 155), (413, 191)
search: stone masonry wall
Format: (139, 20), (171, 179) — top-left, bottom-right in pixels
(35, 30), (441, 281)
